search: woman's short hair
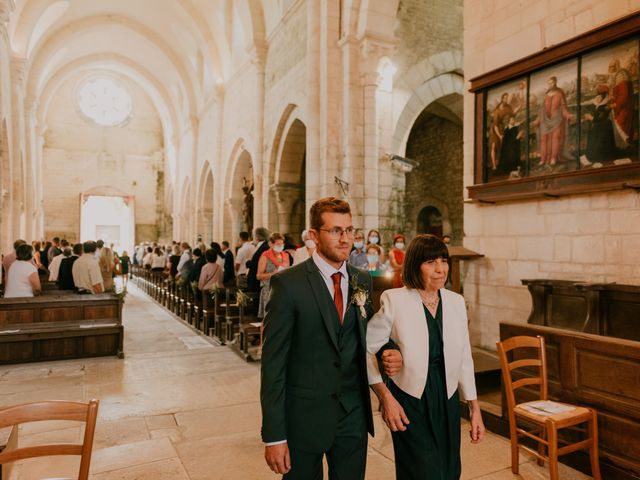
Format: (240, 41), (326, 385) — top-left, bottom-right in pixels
(16, 244), (34, 261)
(309, 197), (351, 231)
(402, 234), (450, 290)
(269, 232), (284, 243)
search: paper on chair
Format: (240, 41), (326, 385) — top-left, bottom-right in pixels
(521, 400), (575, 416)
(250, 322), (262, 327)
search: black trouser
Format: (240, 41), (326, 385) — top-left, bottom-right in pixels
(284, 403), (368, 480)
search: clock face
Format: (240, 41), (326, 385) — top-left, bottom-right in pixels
(78, 78), (132, 126)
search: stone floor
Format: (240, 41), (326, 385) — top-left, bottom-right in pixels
(0, 284), (591, 479)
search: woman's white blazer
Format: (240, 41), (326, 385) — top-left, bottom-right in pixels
(366, 287), (477, 400)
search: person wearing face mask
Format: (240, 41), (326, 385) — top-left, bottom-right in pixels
(367, 229), (386, 264)
(292, 229), (316, 265)
(256, 233), (292, 320)
(366, 244), (385, 274)
(348, 229), (368, 270)
(389, 233), (406, 288)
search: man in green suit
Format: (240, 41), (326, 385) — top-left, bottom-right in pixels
(261, 197), (401, 479)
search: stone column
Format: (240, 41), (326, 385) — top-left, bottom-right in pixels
(249, 43), (267, 229)
(188, 116), (199, 243)
(11, 55), (27, 240)
(271, 183), (304, 234)
(213, 83), (225, 240)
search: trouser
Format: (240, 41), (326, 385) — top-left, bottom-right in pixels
(284, 402), (368, 480)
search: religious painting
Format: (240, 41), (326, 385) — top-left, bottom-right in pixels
(485, 77), (528, 181)
(579, 39), (639, 168)
(528, 60), (579, 177)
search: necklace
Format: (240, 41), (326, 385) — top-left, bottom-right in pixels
(419, 290), (439, 309)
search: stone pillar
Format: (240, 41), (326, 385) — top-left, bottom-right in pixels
(11, 55), (26, 240)
(305, 0), (321, 206)
(188, 116), (199, 243)
(249, 43), (267, 229)
(214, 83), (225, 240)
(271, 183), (304, 234)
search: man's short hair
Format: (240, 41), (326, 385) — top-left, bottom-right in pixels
(63, 247), (72, 257)
(83, 241), (97, 254)
(239, 231), (249, 241)
(16, 244), (33, 261)
(61, 239), (69, 247)
(52, 236), (60, 243)
(13, 239), (26, 250)
(254, 227), (270, 242)
(193, 248), (202, 257)
(73, 243), (83, 255)
(222, 241), (230, 249)
(309, 197), (351, 231)
(96, 239), (104, 249)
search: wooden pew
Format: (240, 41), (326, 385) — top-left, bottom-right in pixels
(236, 291), (261, 361)
(0, 293), (124, 364)
(500, 321), (640, 480)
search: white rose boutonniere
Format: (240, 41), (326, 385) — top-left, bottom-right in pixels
(349, 275), (370, 318)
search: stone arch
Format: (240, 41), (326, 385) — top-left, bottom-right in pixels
(224, 139), (254, 243)
(391, 51), (464, 155)
(37, 54), (178, 138)
(268, 107), (306, 238)
(196, 161), (214, 242)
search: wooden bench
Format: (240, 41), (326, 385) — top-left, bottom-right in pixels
(0, 293), (123, 364)
(500, 321), (640, 480)
(236, 291), (261, 361)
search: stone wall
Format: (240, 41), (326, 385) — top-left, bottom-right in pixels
(463, 1), (640, 349)
(42, 72), (164, 243)
(404, 113), (463, 243)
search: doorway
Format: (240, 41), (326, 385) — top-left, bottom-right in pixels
(80, 195), (135, 254)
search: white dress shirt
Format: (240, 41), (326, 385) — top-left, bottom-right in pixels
(235, 242), (255, 275)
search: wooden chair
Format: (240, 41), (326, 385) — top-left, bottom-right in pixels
(0, 399), (99, 480)
(496, 335), (600, 480)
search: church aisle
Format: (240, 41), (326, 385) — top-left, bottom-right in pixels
(0, 285), (588, 479)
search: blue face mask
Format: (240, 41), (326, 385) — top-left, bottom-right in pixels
(273, 245), (284, 253)
(369, 236), (379, 244)
(354, 241), (364, 250)
(367, 254), (379, 264)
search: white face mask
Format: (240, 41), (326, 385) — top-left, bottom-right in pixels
(354, 241), (364, 250)
(369, 236), (379, 244)
(273, 245), (284, 253)
(304, 239), (316, 249)
(395, 242), (405, 250)
(367, 254), (379, 264)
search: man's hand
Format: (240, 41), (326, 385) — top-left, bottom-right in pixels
(381, 349), (403, 376)
(265, 443), (291, 475)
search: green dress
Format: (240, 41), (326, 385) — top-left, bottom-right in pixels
(389, 295), (461, 479)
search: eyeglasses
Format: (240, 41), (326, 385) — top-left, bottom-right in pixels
(318, 227), (356, 238)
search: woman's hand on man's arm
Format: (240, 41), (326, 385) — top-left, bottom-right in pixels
(371, 383), (410, 432)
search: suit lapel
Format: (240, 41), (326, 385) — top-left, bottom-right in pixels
(305, 260), (340, 352)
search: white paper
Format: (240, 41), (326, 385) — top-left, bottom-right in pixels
(521, 400), (575, 416)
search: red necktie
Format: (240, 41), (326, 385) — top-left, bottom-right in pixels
(331, 272), (343, 323)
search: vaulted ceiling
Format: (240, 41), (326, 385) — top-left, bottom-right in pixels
(9, 0), (280, 138)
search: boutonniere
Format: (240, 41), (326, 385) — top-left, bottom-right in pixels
(349, 274), (370, 318)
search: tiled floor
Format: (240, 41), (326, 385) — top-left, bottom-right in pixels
(0, 285), (591, 479)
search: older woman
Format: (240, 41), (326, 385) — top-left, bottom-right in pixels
(292, 229), (315, 265)
(4, 244), (41, 298)
(98, 247), (115, 291)
(367, 234), (484, 479)
(198, 248), (224, 291)
(389, 233), (406, 288)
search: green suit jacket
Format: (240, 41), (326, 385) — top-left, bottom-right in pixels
(260, 258), (375, 452)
